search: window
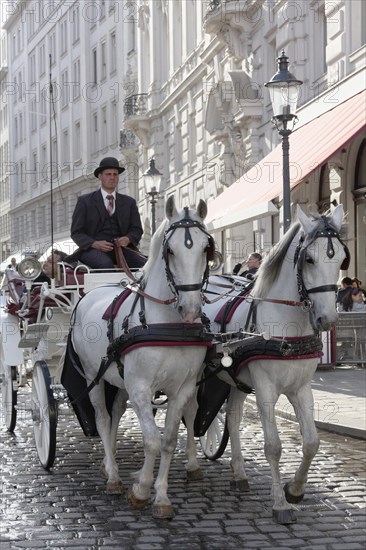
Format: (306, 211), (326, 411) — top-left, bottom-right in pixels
(61, 69), (69, 108)
(14, 116), (18, 146)
(110, 31), (116, 74)
(39, 205), (46, 234)
(60, 19), (68, 55)
(62, 129), (69, 165)
(30, 98), (37, 132)
(30, 52), (36, 85)
(101, 41), (107, 80)
(31, 150), (38, 185)
(49, 33), (56, 65)
(72, 58), (80, 100)
(31, 210), (36, 236)
(72, 5), (80, 43)
(92, 47), (97, 84)
(74, 121), (81, 161)
(101, 105), (107, 145)
(41, 143), (47, 180)
(39, 43), (46, 75)
(92, 112), (98, 152)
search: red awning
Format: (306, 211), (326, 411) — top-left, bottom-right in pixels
(207, 90), (366, 229)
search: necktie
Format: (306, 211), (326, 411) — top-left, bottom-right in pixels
(106, 194), (114, 215)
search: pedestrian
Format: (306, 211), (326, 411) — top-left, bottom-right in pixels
(351, 276), (366, 300)
(70, 157), (146, 269)
(336, 276), (353, 303)
(233, 252), (262, 280)
(338, 287), (366, 312)
(7, 257), (18, 271)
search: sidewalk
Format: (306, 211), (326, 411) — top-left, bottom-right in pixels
(249, 365), (366, 440)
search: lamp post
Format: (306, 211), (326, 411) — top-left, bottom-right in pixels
(143, 158), (163, 235)
(265, 50), (303, 232)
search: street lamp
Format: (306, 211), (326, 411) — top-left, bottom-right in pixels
(143, 158), (163, 235)
(265, 50), (303, 232)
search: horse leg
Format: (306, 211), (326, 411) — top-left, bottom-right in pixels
(153, 393), (190, 519)
(284, 385), (319, 503)
(89, 383), (123, 495)
(100, 389), (128, 480)
(227, 388), (250, 492)
(127, 397), (160, 510)
(183, 391), (203, 481)
(255, 386), (297, 524)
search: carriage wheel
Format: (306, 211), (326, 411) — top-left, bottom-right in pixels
(31, 361), (57, 469)
(1, 365), (18, 432)
(199, 405), (229, 460)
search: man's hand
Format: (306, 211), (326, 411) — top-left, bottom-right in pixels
(114, 236), (130, 248)
(91, 240), (114, 252)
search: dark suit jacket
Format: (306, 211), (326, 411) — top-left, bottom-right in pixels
(71, 190), (143, 251)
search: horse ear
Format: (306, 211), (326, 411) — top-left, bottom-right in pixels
(166, 195), (177, 219)
(197, 199), (207, 220)
(331, 204), (344, 232)
(296, 205), (312, 232)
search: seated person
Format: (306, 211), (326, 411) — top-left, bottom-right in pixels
(70, 157), (146, 270)
(338, 288), (366, 312)
(233, 252), (262, 280)
(336, 276), (352, 303)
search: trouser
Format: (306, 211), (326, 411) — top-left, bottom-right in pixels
(79, 247), (146, 269)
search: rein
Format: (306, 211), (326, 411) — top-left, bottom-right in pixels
(246, 294), (312, 310)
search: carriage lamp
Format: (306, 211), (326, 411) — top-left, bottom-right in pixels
(143, 157), (163, 235)
(18, 255), (42, 280)
(265, 50), (303, 232)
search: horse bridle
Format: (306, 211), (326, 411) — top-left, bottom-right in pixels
(294, 215), (350, 308)
(162, 207), (214, 298)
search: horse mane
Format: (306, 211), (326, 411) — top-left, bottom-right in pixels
(142, 218), (169, 280)
(253, 222), (301, 298)
(253, 208), (346, 298)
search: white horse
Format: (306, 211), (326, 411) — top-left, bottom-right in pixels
(70, 197), (212, 518)
(188, 205), (349, 524)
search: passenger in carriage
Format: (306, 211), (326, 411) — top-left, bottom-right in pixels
(70, 157), (146, 270)
(7, 257), (18, 271)
(233, 252), (262, 280)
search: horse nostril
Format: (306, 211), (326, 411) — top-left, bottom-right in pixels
(178, 305), (183, 314)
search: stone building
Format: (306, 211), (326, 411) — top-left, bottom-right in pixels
(2, 0), (365, 280)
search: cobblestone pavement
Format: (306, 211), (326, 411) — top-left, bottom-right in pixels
(0, 390), (365, 550)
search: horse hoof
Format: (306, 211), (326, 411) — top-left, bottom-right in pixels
(272, 508), (297, 524)
(230, 479), (250, 492)
(127, 488), (149, 510)
(284, 482), (305, 504)
(186, 468), (204, 482)
(152, 504), (175, 520)
(106, 480), (123, 495)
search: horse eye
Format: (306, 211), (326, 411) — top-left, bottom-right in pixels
(305, 256), (314, 264)
(167, 247), (174, 256)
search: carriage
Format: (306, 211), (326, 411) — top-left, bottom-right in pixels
(0, 199), (349, 524)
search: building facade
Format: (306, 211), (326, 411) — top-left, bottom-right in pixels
(0, 5), (10, 264)
(2, 0), (366, 281)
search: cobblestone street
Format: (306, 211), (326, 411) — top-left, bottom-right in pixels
(1, 392), (365, 550)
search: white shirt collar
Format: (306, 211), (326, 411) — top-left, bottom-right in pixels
(101, 188), (116, 200)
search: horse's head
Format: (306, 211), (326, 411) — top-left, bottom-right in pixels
(162, 196), (213, 323)
(296, 204), (349, 331)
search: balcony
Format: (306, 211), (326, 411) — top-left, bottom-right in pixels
(124, 94), (148, 118)
(123, 94), (150, 147)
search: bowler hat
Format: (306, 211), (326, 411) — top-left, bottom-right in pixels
(94, 157), (125, 178)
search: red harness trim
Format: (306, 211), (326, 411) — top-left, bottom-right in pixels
(121, 340), (212, 355)
(235, 351), (323, 374)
